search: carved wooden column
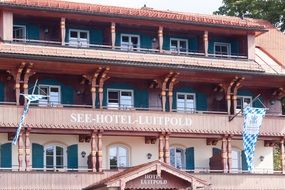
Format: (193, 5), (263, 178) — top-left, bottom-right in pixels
(158, 26), (163, 53)
(159, 134), (164, 162)
(91, 131), (98, 172)
(161, 73), (172, 112)
(23, 63), (35, 104)
(168, 74), (178, 112)
(98, 68), (110, 109)
(25, 128), (31, 171)
(164, 133), (170, 164)
(203, 31), (208, 57)
(14, 62), (26, 105)
(227, 135), (232, 173)
(60, 17), (66, 46)
(281, 138), (285, 174)
(97, 132), (103, 172)
(221, 136), (228, 173)
(111, 22), (116, 49)
(18, 131), (24, 171)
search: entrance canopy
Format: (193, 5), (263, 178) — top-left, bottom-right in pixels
(84, 160), (209, 190)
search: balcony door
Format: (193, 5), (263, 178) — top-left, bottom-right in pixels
(236, 96), (252, 113)
(107, 89), (133, 109)
(69, 29), (89, 47)
(176, 93), (196, 112)
(13, 25), (26, 41)
(170, 38), (188, 53)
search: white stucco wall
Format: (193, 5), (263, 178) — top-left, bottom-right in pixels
(0, 11), (13, 41)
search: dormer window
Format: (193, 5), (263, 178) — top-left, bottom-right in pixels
(121, 34), (140, 51)
(170, 38), (188, 53)
(214, 42), (231, 56)
(13, 25), (26, 41)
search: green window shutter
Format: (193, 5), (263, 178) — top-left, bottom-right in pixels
(67, 144), (78, 170)
(32, 143), (44, 169)
(185, 147), (195, 170)
(0, 143), (12, 168)
(0, 82), (4, 102)
(241, 150), (248, 171)
(212, 148), (221, 156)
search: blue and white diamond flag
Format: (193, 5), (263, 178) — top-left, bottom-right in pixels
(243, 106), (266, 171)
(12, 94), (46, 145)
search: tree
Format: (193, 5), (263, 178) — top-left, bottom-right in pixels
(214, 0), (285, 31)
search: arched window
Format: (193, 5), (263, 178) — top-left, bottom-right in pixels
(232, 148), (242, 172)
(44, 144), (66, 169)
(170, 147), (185, 169)
(109, 144), (129, 169)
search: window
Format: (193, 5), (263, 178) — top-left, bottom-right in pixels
(107, 89), (133, 109)
(68, 29), (89, 47)
(170, 147), (185, 169)
(109, 145), (129, 169)
(214, 42), (231, 56)
(120, 34), (140, 51)
(176, 93), (196, 112)
(170, 38), (188, 53)
(13, 25), (26, 41)
(236, 96), (252, 113)
(38, 85), (61, 106)
(231, 148), (241, 172)
(44, 145), (66, 169)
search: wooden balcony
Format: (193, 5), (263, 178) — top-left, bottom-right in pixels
(0, 42), (263, 73)
(0, 105), (284, 136)
(0, 171), (284, 190)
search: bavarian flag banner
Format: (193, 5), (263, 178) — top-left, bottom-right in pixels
(243, 106), (266, 171)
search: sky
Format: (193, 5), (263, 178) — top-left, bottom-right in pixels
(64, 0), (223, 14)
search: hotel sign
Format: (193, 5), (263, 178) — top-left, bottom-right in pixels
(140, 174), (167, 185)
(70, 112), (192, 127)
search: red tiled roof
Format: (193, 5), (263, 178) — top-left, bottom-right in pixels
(1, 0), (267, 30)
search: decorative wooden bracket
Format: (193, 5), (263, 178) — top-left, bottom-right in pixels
(264, 140), (279, 147)
(145, 136), (157, 144)
(83, 67), (110, 109)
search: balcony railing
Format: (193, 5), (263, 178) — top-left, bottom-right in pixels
(9, 38), (248, 60)
(0, 103), (284, 136)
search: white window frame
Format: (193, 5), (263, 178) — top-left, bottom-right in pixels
(176, 92), (196, 112)
(44, 144), (67, 171)
(13, 25), (26, 41)
(68, 29), (90, 47)
(107, 89), (134, 109)
(170, 146), (186, 169)
(38, 85), (61, 106)
(120, 34), (140, 51)
(108, 144), (130, 169)
(170, 38), (189, 53)
(214, 42), (231, 56)
(236, 95), (252, 113)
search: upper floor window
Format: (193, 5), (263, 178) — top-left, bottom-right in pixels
(107, 89), (133, 109)
(109, 144), (129, 169)
(170, 147), (185, 169)
(44, 144), (66, 170)
(38, 85), (61, 106)
(13, 25), (26, 41)
(236, 96), (252, 113)
(177, 92), (196, 112)
(121, 34), (140, 51)
(170, 38), (188, 53)
(214, 42), (231, 56)
(69, 29), (89, 47)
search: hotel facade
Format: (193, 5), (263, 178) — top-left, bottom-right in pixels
(0, 0), (285, 189)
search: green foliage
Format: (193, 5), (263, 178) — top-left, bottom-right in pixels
(214, 0), (285, 31)
(273, 145), (281, 171)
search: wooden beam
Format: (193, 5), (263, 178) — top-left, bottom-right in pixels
(98, 67), (110, 109)
(168, 73), (179, 112)
(227, 135), (232, 173)
(91, 130), (97, 172)
(203, 31), (208, 57)
(60, 17), (66, 46)
(221, 136), (227, 173)
(18, 131), (24, 171)
(111, 22), (116, 49)
(97, 131), (103, 172)
(25, 128), (31, 171)
(159, 134), (164, 162)
(281, 138), (285, 174)
(158, 26), (163, 53)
